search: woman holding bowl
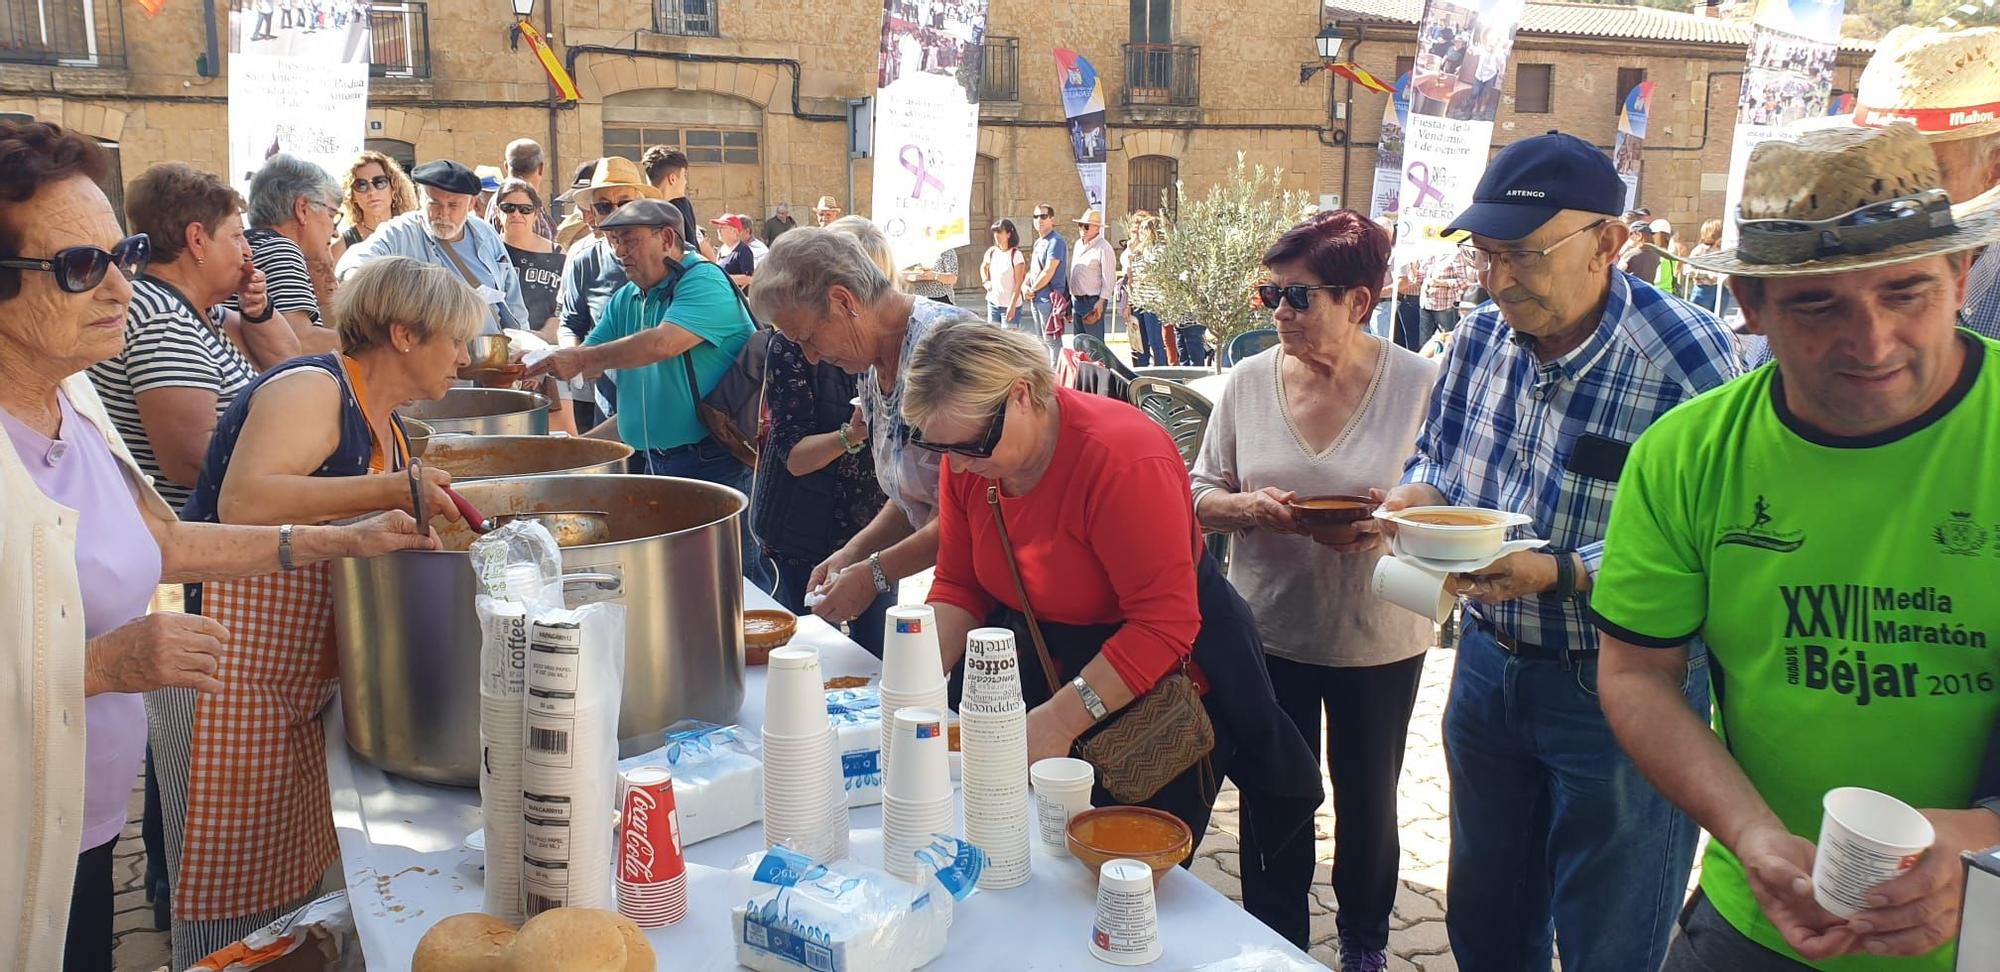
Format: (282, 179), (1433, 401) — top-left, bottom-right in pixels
(902, 320), (1321, 940)
(0, 120), (432, 972)
(1189, 209), (1437, 961)
(153, 255), (474, 968)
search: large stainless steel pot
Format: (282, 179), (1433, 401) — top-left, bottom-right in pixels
(400, 387), (549, 437)
(420, 435), (633, 481)
(332, 475), (745, 785)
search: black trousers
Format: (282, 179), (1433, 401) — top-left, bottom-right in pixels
(1241, 652), (1428, 951)
(1394, 294), (1430, 352)
(65, 837), (117, 972)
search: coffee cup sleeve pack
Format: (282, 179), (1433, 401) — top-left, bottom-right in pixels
(617, 721), (764, 846)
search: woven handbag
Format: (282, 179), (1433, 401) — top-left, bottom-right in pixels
(986, 484), (1214, 803)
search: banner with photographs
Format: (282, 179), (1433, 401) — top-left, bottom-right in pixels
(871, 0), (991, 268)
(1614, 80), (1653, 213)
(227, 0), (371, 190)
(1054, 48), (1109, 211)
(1721, 0), (1846, 245)
(1369, 72), (1412, 219)
(1394, 0), (1527, 261)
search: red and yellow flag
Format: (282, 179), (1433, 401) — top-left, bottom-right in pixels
(516, 20), (581, 102)
(137, 0), (168, 17)
(1329, 62), (1394, 96)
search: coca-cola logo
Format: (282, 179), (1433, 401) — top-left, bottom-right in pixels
(619, 780), (685, 884)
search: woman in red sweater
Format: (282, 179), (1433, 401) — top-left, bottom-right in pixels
(902, 322), (1321, 930)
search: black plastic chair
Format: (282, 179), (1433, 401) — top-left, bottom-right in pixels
(1221, 328), (1279, 368)
(1069, 332), (1138, 382)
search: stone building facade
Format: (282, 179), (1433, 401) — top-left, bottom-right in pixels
(3, 0), (1869, 252)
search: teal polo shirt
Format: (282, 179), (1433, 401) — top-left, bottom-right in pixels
(586, 253), (755, 452)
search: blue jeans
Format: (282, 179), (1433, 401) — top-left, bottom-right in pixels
(1069, 294), (1107, 339)
(1176, 323), (1209, 366)
(1444, 621), (1706, 972)
(1133, 310), (1167, 366)
(641, 439), (774, 593)
(987, 302), (1007, 323)
(772, 557), (890, 658)
(1031, 292), (1063, 353)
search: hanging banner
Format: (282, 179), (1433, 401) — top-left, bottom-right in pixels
(1393, 0), (1528, 262)
(870, 0), (991, 267)
(1369, 72), (1412, 219)
(227, 0), (370, 189)
(1614, 80), (1654, 213)
(1053, 48), (1109, 211)
(1720, 0), (1846, 246)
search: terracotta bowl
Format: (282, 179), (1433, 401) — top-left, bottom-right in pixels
(1288, 493), (1378, 544)
(1066, 806), (1194, 888)
(743, 609), (798, 666)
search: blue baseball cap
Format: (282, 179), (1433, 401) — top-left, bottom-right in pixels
(1444, 132), (1625, 242)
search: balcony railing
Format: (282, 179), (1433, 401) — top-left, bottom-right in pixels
(653, 0), (716, 37)
(0, 0), (126, 68)
(368, 0), (429, 78)
(1122, 42), (1199, 108)
(979, 35), (1018, 102)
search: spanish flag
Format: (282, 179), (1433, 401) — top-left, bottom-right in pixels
(516, 20), (581, 103)
(1329, 62), (1394, 96)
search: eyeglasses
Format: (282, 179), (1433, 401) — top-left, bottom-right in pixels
(497, 202), (537, 215)
(1257, 283), (1349, 311)
(0, 234), (150, 293)
(911, 397), (1009, 459)
(592, 200), (634, 217)
(351, 175), (392, 192)
(1459, 219), (1610, 274)
(1736, 190), (1954, 265)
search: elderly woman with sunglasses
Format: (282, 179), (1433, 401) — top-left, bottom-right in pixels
(1188, 209), (1438, 960)
(329, 149), (418, 263)
(903, 320), (1321, 942)
(0, 120), (431, 972)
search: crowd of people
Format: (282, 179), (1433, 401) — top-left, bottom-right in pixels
(3, 21), (2000, 972)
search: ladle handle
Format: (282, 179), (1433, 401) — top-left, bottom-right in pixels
(438, 484), (491, 534)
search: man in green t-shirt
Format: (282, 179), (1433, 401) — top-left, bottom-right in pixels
(1594, 124), (2000, 972)
(527, 198), (768, 588)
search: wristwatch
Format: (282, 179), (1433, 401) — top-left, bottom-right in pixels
(866, 552), (892, 594)
(1550, 548), (1579, 602)
(278, 523), (297, 571)
(1072, 676), (1109, 722)
(837, 422), (865, 455)
(242, 299), (274, 324)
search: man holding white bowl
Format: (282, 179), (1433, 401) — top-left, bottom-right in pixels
(1377, 131), (1743, 971)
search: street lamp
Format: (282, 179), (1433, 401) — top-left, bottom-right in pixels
(1315, 22), (1343, 63)
(509, 0), (534, 50)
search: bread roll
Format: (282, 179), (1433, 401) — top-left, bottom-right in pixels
(604, 912), (656, 972)
(412, 913), (516, 972)
(506, 908), (628, 972)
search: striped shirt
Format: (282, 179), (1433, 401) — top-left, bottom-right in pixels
(226, 228), (320, 326)
(1402, 270), (1743, 654)
(89, 278), (257, 510)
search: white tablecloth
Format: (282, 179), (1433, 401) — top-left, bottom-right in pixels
(325, 582), (1319, 970)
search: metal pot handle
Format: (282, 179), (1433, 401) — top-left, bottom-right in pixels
(563, 570), (624, 604)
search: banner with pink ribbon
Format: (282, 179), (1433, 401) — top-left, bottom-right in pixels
(870, 0), (992, 268)
(1392, 0), (1526, 262)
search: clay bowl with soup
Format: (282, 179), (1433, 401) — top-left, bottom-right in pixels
(1287, 494), (1378, 545)
(1377, 506), (1533, 562)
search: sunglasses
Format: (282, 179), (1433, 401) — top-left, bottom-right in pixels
(910, 397), (1009, 458)
(592, 200), (634, 217)
(1736, 189), (1955, 265)
(0, 234), (150, 294)
(1257, 283), (1349, 311)
(497, 202), (537, 215)
(1033, 212), (1054, 219)
(351, 175), (392, 192)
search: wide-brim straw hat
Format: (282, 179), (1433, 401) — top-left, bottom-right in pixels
(1851, 25), (2000, 142)
(556, 156), (663, 203)
(1670, 123), (2000, 278)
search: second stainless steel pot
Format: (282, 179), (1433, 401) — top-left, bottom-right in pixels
(332, 475), (745, 786)
(400, 387), (549, 437)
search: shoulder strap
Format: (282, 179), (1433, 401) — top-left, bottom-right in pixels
(435, 231), (485, 289)
(987, 483), (1062, 696)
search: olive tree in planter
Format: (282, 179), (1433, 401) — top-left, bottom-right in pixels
(1142, 154), (1318, 371)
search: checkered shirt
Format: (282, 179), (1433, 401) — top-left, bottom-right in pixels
(1402, 271), (1744, 653)
(1962, 245), (2000, 340)
(1419, 250), (1479, 312)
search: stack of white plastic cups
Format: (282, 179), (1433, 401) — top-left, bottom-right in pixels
(881, 707), (956, 887)
(521, 610), (615, 915)
(878, 605), (949, 774)
(477, 567), (536, 921)
(760, 646), (851, 863)
(957, 627), (1032, 889)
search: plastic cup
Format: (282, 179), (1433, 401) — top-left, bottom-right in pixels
(1090, 858), (1163, 965)
(1372, 556), (1455, 623)
(764, 647), (831, 737)
(1812, 786), (1935, 918)
(881, 605), (947, 694)
(1032, 757), (1095, 853)
(963, 627), (1025, 710)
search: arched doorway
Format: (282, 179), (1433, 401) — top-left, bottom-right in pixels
(603, 89), (764, 226)
(365, 137), (417, 175)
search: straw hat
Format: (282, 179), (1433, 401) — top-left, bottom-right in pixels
(1072, 208), (1104, 226)
(556, 157), (662, 203)
(1852, 25), (2000, 142)
(815, 195), (842, 212)
(1676, 123), (2000, 278)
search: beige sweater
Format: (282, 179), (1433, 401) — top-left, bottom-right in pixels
(1190, 340), (1438, 667)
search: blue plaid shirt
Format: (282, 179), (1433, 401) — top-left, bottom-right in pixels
(1402, 271), (1743, 653)
(1963, 246), (2000, 340)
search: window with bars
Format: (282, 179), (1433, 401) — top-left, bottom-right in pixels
(1515, 64), (1553, 114)
(604, 126), (760, 166)
(1129, 155), (1179, 219)
(653, 0), (716, 37)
